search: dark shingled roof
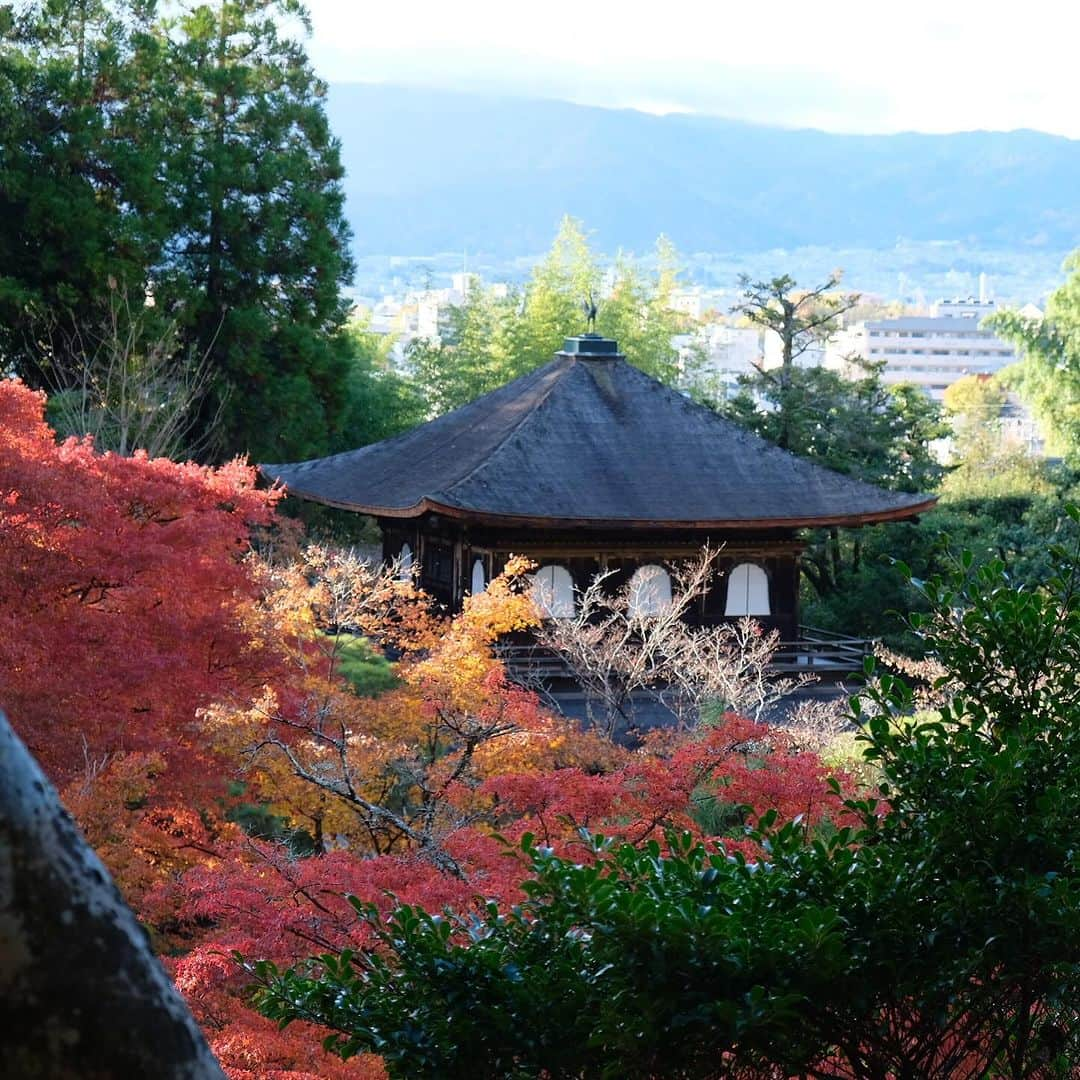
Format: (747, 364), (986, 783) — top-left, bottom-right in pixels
(261, 342), (937, 529)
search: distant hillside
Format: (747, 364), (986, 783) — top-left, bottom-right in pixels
(326, 83), (1080, 256)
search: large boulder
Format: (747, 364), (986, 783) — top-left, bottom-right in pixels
(0, 711), (225, 1079)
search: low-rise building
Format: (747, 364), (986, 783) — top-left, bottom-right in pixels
(762, 334), (826, 371)
(826, 298), (1017, 401)
(703, 323), (761, 378)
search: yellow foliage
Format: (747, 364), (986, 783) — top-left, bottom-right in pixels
(200, 551), (565, 857)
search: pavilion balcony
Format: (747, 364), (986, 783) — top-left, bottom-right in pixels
(498, 624), (873, 687)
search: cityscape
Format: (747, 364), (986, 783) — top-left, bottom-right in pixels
(354, 264), (1047, 454)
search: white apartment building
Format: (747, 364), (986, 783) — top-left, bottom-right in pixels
(673, 323), (762, 396)
(415, 297), (444, 340)
(670, 287), (708, 321)
(708, 324), (763, 378)
(409, 284), (467, 341)
(826, 298), (1017, 401)
(762, 334), (826, 371)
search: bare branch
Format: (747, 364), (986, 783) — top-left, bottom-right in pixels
(34, 282), (225, 460)
(536, 548), (809, 735)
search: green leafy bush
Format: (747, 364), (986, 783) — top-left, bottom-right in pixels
(325, 632), (398, 697)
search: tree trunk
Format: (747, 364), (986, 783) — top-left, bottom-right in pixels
(829, 526), (842, 586)
(777, 318), (795, 451)
(0, 710), (226, 1079)
(207, 11), (228, 340)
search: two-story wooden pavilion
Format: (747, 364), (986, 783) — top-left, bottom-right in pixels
(261, 334), (936, 641)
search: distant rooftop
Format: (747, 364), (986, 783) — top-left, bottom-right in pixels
(931, 297), (998, 318)
(865, 315), (1002, 333)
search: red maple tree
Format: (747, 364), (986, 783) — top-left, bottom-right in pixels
(0, 379), (281, 789)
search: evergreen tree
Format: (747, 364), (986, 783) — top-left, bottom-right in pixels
(724, 355), (946, 494)
(336, 315), (425, 447)
(730, 273), (858, 450)
(723, 350), (948, 612)
(600, 238), (694, 387)
(0, 0), (169, 383)
(0, 0), (355, 462)
(158, 0), (354, 461)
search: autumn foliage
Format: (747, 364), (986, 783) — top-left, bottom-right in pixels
(0, 378), (856, 1077)
(0, 379), (280, 787)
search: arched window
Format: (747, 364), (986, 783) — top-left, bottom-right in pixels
(470, 558), (486, 595)
(398, 543), (413, 581)
(531, 564), (575, 619)
(725, 563), (770, 616)
(628, 564), (672, 617)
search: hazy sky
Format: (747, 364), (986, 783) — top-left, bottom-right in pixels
(302, 0), (1080, 137)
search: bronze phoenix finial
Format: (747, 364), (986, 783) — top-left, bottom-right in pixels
(581, 292), (598, 334)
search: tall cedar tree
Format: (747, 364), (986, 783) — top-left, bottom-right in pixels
(159, 0), (354, 461)
(0, 0), (354, 462)
(0, 0), (170, 380)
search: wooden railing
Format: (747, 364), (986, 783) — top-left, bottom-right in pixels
(497, 643), (574, 682)
(499, 625), (873, 684)
(769, 626), (873, 675)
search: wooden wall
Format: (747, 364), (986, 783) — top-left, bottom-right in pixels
(381, 516), (806, 641)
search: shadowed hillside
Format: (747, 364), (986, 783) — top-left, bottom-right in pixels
(327, 84), (1080, 255)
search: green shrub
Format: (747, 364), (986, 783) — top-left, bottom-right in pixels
(327, 632), (398, 696)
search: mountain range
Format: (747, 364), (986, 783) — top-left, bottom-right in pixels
(325, 84), (1080, 256)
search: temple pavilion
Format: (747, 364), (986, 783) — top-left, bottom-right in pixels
(261, 334), (936, 642)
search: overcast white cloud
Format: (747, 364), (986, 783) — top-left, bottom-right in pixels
(302, 0), (1080, 136)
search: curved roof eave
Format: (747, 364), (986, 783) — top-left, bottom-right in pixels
(265, 474), (938, 531)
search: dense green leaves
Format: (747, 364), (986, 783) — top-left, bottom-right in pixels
(720, 275), (948, 619)
(0, 0), (355, 461)
(251, 830), (855, 1079)
(727, 273), (858, 452)
(724, 355), (947, 495)
(803, 466), (1080, 648)
(334, 316), (425, 449)
(158, 0), (354, 461)
(989, 252), (1080, 458)
(0, 0), (169, 379)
